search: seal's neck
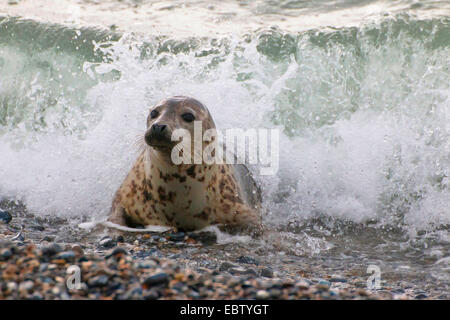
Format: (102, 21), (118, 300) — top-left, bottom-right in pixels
(144, 148), (213, 179)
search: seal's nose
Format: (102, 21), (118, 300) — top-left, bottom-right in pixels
(151, 123), (167, 134)
(146, 123), (169, 146)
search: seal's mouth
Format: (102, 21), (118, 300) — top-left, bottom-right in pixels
(148, 143), (173, 151)
(144, 127), (173, 150)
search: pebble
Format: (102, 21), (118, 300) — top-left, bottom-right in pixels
(260, 267), (273, 278)
(71, 245), (84, 257)
(245, 268), (258, 277)
(296, 280), (310, 289)
(88, 275), (109, 288)
(219, 261), (235, 272)
(41, 243), (63, 257)
(0, 210), (12, 224)
(256, 290), (270, 299)
(39, 263), (48, 272)
(136, 260), (158, 269)
(237, 256), (260, 265)
(228, 267), (248, 275)
(99, 237), (116, 248)
(54, 251), (76, 262)
(7, 282), (17, 292)
(142, 273), (169, 287)
(269, 288), (282, 298)
(106, 247), (128, 258)
(330, 277), (347, 283)
(122, 286), (143, 299)
(318, 280), (331, 286)
(0, 248), (13, 261)
(316, 280), (331, 291)
(167, 232), (185, 242)
(143, 289), (160, 300)
(19, 281), (34, 293)
(29, 222), (45, 231)
(187, 231), (217, 244)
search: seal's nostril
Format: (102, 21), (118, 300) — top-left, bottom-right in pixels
(151, 124), (167, 133)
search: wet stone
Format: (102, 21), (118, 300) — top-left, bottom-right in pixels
(355, 281), (367, 288)
(136, 260), (158, 269)
(71, 245), (84, 257)
(219, 261), (236, 272)
(269, 288), (282, 299)
(187, 231), (217, 245)
(316, 280), (331, 291)
(143, 288), (160, 300)
(245, 268), (258, 277)
(30, 293), (44, 300)
(228, 267), (251, 275)
(122, 287), (143, 300)
(143, 273), (169, 287)
(99, 237), (116, 249)
(237, 255), (260, 265)
(41, 243), (63, 257)
(166, 232), (185, 242)
(391, 288), (405, 294)
(260, 267), (273, 278)
(29, 222), (45, 231)
(54, 251), (76, 262)
(134, 248), (161, 259)
(189, 290), (200, 299)
(41, 236), (54, 242)
(88, 275), (109, 288)
(330, 277), (347, 283)
(106, 247), (128, 258)
(0, 210), (12, 224)
(39, 263), (48, 272)
(115, 235), (125, 243)
(0, 248), (12, 261)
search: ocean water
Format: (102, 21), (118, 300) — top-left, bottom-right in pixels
(0, 1), (449, 284)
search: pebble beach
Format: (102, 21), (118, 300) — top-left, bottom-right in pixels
(1, 204), (447, 300)
(0, 234), (391, 300)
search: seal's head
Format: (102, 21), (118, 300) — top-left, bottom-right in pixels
(144, 96), (216, 158)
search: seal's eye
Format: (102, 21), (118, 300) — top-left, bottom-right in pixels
(150, 110), (159, 119)
(181, 112), (195, 123)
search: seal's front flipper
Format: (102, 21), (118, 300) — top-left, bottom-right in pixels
(233, 164), (262, 209)
(108, 203), (127, 226)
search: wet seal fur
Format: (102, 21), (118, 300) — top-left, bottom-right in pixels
(108, 96), (262, 233)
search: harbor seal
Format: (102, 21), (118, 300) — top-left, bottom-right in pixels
(108, 96), (262, 233)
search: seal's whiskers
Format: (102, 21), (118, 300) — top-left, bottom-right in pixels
(134, 134), (148, 154)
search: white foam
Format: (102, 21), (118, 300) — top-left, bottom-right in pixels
(0, 30), (448, 237)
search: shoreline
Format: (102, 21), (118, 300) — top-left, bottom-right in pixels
(1, 201), (446, 300)
(0, 234), (394, 300)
